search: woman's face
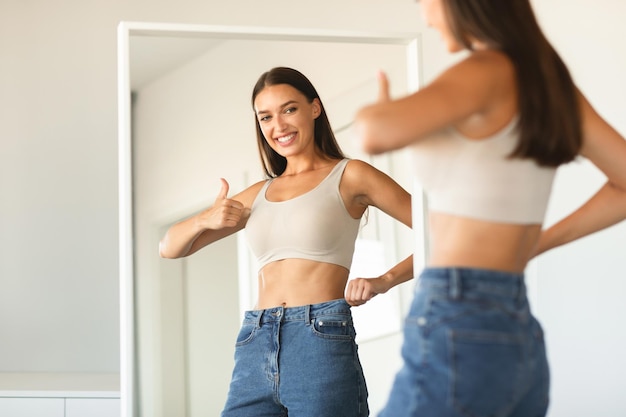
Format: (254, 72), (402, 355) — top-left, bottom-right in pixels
(254, 84), (321, 158)
(418, 0), (464, 53)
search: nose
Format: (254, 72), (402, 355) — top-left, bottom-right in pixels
(273, 114), (287, 131)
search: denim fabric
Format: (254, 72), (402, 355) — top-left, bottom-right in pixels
(221, 298), (369, 417)
(379, 267), (549, 417)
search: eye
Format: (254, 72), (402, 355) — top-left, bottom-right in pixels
(284, 106), (297, 114)
(258, 115), (271, 122)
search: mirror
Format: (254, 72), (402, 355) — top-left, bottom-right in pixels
(118, 22), (425, 417)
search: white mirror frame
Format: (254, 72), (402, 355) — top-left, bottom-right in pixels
(117, 21), (424, 417)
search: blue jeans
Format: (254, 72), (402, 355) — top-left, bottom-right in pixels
(380, 267), (550, 417)
(221, 298), (369, 417)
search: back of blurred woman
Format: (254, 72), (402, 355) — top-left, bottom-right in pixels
(354, 1), (626, 416)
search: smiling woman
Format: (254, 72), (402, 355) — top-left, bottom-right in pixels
(118, 22), (422, 417)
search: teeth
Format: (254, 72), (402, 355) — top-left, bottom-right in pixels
(277, 134), (294, 143)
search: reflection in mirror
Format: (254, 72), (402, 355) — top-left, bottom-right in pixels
(119, 23), (422, 417)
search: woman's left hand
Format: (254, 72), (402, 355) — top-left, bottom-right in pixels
(345, 277), (391, 306)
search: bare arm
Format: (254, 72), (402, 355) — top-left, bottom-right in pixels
(345, 255), (414, 307)
(354, 51), (514, 154)
(342, 160), (414, 306)
(158, 178), (262, 258)
(534, 92), (626, 256)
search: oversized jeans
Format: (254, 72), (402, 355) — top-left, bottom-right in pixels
(221, 298), (369, 417)
(380, 267), (550, 417)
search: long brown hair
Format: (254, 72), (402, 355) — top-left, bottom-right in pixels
(443, 0), (582, 167)
(251, 67), (345, 177)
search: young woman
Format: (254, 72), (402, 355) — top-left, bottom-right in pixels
(353, 1), (626, 416)
(159, 67), (414, 417)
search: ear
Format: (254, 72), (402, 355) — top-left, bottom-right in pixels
(312, 98), (322, 119)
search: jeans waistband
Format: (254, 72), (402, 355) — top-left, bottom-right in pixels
(419, 267), (526, 301)
(243, 298), (351, 325)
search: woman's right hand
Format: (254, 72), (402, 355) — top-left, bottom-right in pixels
(159, 178), (251, 258)
(197, 178), (248, 230)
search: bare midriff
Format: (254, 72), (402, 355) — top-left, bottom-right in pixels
(255, 259), (349, 309)
(427, 212), (542, 273)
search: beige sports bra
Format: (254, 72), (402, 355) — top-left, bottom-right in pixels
(245, 159), (361, 271)
(411, 118), (557, 224)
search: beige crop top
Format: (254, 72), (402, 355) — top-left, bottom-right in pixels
(245, 159), (361, 271)
(411, 118), (557, 224)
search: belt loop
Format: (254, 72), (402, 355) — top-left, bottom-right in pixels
(255, 309), (264, 328)
(305, 304), (312, 326)
(449, 269), (461, 300)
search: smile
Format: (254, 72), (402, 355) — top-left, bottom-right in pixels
(276, 133), (295, 143)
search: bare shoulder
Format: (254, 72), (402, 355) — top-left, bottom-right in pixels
(419, 49), (516, 126)
(344, 158), (375, 175)
(439, 49), (514, 87)
(342, 159), (382, 185)
(232, 179), (267, 207)
(342, 158), (405, 195)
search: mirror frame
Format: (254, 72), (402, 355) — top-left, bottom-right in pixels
(117, 20), (423, 417)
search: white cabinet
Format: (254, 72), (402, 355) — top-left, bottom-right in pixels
(66, 398), (121, 417)
(0, 397), (65, 417)
(0, 397), (120, 417)
(0, 373), (120, 417)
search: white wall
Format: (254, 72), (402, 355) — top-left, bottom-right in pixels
(530, 2), (626, 416)
(1, 1), (625, 416)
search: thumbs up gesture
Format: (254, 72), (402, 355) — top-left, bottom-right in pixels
(376, 70), (391, 103)
(199, 178), (248, 230)
(351, 70), (394, 155)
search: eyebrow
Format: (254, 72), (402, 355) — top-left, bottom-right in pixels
(256, 100), (299, 115)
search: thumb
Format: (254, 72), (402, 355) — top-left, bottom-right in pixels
(215, 178), (229, 201)
(377, 70), (390, 103)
